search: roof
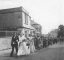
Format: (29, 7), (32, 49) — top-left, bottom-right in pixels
(30, 20), (38, 25)
(30, 20), (42, 27)
(0, 6), (29, 14)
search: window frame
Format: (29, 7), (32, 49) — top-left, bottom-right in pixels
(25, 13), (28, 25)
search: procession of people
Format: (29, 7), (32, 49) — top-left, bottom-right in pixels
(10, 32), (37, 57)
(10, 32), (59, 57)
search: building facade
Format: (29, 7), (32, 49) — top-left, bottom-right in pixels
(30, 20), (42, 36)
(48, 29), (58, 38)
(0, 7), (34, 37)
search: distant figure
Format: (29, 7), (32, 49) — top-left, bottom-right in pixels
(43, 37), (47, 48)
(10, 33), (19, 57)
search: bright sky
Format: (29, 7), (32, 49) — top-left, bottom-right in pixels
(0, 0), (64, 34)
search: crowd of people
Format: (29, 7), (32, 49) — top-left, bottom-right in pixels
(10, 32), (41, 57)
(43, 37), (58, 48)
(10, 32), (59, 57)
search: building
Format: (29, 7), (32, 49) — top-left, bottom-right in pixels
(0, 6), (35, 37)
(30, 20), (42, 36)
(0, 6), (43, 50)
(47, 29), (58, 38)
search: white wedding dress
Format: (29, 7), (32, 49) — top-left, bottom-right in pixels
(17, 35), (30, 56)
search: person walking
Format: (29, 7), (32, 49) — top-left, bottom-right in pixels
(10, 32), (19, 57)
(17, 33), (30, 56)
(28, 34), (35, 53)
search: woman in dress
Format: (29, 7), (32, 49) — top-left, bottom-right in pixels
(17, 33), (30, 56)
(28, 34), (36, 53)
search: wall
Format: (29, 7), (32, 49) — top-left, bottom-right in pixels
(0, 37), (12, 50)
(32, 24), (42, 34)
(22, 12), (34, 29)
(0, 12), (22, 28)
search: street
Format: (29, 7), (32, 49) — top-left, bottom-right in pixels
(0, 42), (64, 60)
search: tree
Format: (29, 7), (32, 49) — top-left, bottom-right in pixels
(57, 25), (64, 37)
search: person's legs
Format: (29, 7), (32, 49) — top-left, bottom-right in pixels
(10, 45), (14, 57)
(15, 45), (18, 56)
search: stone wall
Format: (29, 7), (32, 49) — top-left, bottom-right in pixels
(0, 37), (12, 50)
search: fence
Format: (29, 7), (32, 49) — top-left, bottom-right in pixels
(0, 31), (18, 50)
(0, 31), (18, 37)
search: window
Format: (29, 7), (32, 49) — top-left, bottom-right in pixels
(25, 13), (28, 25)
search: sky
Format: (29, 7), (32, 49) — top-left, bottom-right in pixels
(0, 0), (64, 34)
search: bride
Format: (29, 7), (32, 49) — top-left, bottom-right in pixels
(17, 33), (30, 56)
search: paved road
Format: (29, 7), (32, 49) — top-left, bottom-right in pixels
(0, 42), (64, 60)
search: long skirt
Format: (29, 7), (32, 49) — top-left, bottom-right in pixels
(30, 42), (36, 53)
(17, 42), (30, 56)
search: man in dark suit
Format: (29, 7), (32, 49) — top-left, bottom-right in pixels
(10, 33), (19, 57)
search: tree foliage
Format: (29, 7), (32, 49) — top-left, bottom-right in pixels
(57, 25), (64, 37)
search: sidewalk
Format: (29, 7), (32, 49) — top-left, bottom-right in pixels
(0, 48), (42, 57)
(49, 42), (64, 48)
(0, 49), (11, 56)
